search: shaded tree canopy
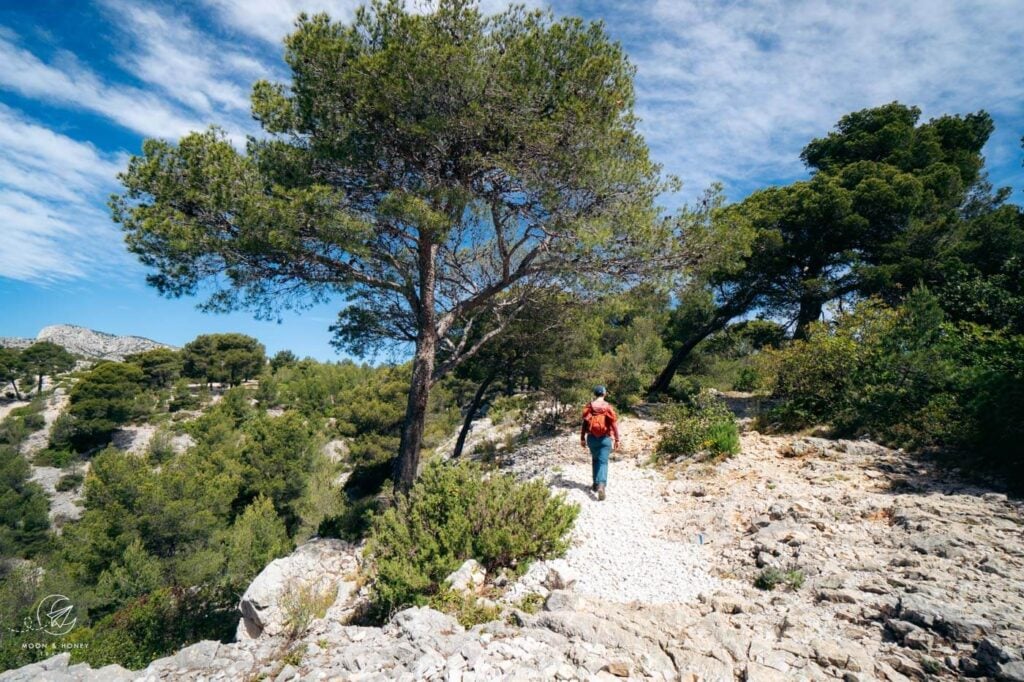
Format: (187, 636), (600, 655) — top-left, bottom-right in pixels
(68, 362), (145, 450)
(650, 102), (994, 394)
(19, 341), (75, 394)
(181, 334), (266, 386)
(112, 0), (676, 491)
(125, 348), (183, 388)
(0, 347), (23, 399)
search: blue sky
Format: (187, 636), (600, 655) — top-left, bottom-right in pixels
(0, 0), (1022, 360)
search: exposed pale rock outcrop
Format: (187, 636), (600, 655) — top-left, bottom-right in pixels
(236, 538), (363, 641)
(0, 324), (173, 361)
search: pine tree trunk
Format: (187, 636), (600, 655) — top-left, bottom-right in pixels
(452, 371), (497, 459)
(394, 339), (435, 492)
(9, 380), (21, 401)
(393, 238), (439, 494)
(649, 313), (737, 395)
(647, 330), (712, 395)
(793, 296), (824, 340)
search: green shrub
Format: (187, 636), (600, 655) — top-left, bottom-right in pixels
(428, 587), (501, 627)
(318, 494), (378, 542)
(0, 565), (52, 670)
(487, 394), (529, 425)
(515, 592), (545, 614)
(48, 411), (76, 449)
(33, 447), (76, 468)
(601, 316), (671, 406)
(169, 379), (199, 412)
(0, 445), (50, 557)
(225, 495), (292, 589)
(763, 290), (1024, 483)
(56, 472), (84, 491)
(147, 428), (177, 464)
(705, 419), (740, 457)
(0, 415), (28, 448)
(656, 390), (740, 461)
(21, 413), (46, 433)
(69, 586), (236, 670)
(365, 460), (577, 618)
(733, 366), (760, 392)
(754, 567), (804, 591)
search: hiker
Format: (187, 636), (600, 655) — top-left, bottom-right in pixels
(580, 385), (620, 500)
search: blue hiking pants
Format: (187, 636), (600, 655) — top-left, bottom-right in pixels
(586, 434), (612, 485)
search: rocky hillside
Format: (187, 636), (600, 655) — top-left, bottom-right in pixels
(4, 416), (1022, 681)
(0, 324), (173, 360)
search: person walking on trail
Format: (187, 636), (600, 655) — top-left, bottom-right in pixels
(580, 385), (620, 501)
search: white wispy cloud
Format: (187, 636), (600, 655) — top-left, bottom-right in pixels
(0, 106), (130, 283)
(201, 0), (541, 44)
(201, 0), (361, 44)
(624, 0), (1024, 200)
(101, 0), (277, 129)
(0, 31), (202, 140)
(0, 0), (1020, 288)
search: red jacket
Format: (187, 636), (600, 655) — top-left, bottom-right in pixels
(581, 400), (619, 441)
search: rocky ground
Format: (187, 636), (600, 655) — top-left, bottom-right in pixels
(4, 406), (1023, 681)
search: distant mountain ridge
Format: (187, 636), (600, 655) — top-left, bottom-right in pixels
(0, 324), (174, 360)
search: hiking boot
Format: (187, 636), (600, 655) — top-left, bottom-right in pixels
(597, 484), (606, 501)
(592, 482), (598, 493)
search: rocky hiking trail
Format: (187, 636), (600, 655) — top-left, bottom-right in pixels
(5, 408), (1024, 681)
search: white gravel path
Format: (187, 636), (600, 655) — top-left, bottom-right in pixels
(504, 419), (722, 605)
(554, 456), (721, 604)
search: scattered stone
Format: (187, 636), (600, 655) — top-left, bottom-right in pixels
(543, 559), (578, 591)
(602, 660), (630, 677)
(445, 559), (486, 594)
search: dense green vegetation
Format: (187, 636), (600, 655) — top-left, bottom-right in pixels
(366, 460), (578, 619)
(656, 390), (741, 462)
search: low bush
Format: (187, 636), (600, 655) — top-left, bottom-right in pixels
(732, 365), (761, 392)
(56, 472), (84, 491)
(365, 460), (577, 618)
(33, 447), (76, 468)
(147, 428), (177, 464)
(754, 567), (804, 591)
(428, 587), (501, 627)
(763, 290), (1024, 486)
(0, 445), (50, 557)
(21, 412), (46, 433)
(169, 386), (198, 413)
(656, 390), (740, 461)
(487, 394), (530, 425)
(69, 586), (236, 670)
(514, 592), (545, 615)
(279, 579), (337, 639)
(48, 412), (76, 449)
(318, 495), (378, 542)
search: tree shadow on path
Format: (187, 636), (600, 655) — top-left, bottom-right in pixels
(548, 473), (594, 497)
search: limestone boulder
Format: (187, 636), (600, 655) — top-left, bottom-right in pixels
(236, 538), (361, 641)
